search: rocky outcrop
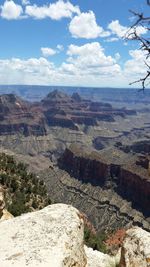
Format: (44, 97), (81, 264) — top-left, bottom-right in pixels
(0, 203), (118, 267)
(0, 203), (149, 267)
(0, 186), (13, 221)
(120, 227), (150, 267)
(0, 186), (5, 216)
(0, 204), (87, 267)
(85, 246), (119, 267)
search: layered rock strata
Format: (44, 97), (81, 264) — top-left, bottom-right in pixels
(58, 145), (150, 217)
(40, 167), (150, 232)
(0, 91), (137, 136)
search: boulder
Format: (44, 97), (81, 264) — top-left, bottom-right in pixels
(0, 203), (149, 267)
(0, 204), (87, 267)
(120, 227), (150, 267)
(85, 246), (120, 267)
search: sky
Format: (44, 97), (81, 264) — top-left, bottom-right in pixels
(0, 0), (149, 87)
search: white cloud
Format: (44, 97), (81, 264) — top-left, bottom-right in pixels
(115, 53), (121, 61)
(57, 44), (64, 51)
(124, 49), (150, 78)
(41, 47), (57, 57)
(25, 0), (80, 20)
(69, 11), (110, 39)
(108, 20), (127, 38)
(22, 0), (30, 6)
(66, 42), (116, 67)
(0, 0), (23, 20)
(128, 25), (147, 37)
(0, 57), (57, 85)
(0, 46), (148, 88)
(108, 20), (147, 39)
(0, 43), (122, 87)
(105, 37), (119, 42)
(60, 42), (121, 82)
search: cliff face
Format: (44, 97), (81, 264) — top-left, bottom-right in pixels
(0, 94), (46, 136)
(59, 147), (108, 186)
(58, 145), (150, 217)
(119, 168), (150, 216)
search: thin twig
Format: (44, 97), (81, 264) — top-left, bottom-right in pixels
(126, 1), (150, 89)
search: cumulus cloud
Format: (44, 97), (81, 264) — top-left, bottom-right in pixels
(25, 0), (80, 20)
(108, 20), (127, 38)
(0, 43), (122, 87)
(66, 42), (116, 67)
(124, 49), (150, 78)
(108, 20), (147, 39)
(61, 42), (121, 81)
(0, 45), (148, 87)
(69, 11), (110, 39)
(0, 0), (23, 20)
(41, 47), (57, 57)
(0, 57), (57, 85)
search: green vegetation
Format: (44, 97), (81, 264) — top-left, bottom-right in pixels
(0, 153), (51, 217)
(84, 225), (107, 253)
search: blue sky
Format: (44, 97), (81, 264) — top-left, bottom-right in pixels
(0, 0), (149, 87)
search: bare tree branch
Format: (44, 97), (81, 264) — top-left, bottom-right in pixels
(126, 1), (150, 90)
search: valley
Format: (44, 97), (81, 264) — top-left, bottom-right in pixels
(0, 88), (150, 233)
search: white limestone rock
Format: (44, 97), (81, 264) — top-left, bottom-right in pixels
(85, 246), (120, 267)
(0, 204), (87, 267)
(0, 209), (13, 221)
(120, 227), (150, 267)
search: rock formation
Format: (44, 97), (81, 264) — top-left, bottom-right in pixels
(0, 203), (118, 267)
(120, 227), (150, 267)
(0, 186), (13, 221)
(0, 204), (149, 267)
(41, 165), (150, 233)
(0, 94), (46, 136)
(58, 145), (150, 217)
(0, 91), (137, 136)
(0, 204), (87, 267)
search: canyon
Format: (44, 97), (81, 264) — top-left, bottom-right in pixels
(0, 88), (150, 234)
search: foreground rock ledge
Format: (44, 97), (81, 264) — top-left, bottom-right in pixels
(0, 204), (149, 267)
(120, 227), (150, 267)
(0, 204), (87, 267)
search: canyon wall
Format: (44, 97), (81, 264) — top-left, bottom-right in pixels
(58, 145), (150, 217)
(59, 146), (109, 186)
(118, 168), (150, 216)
